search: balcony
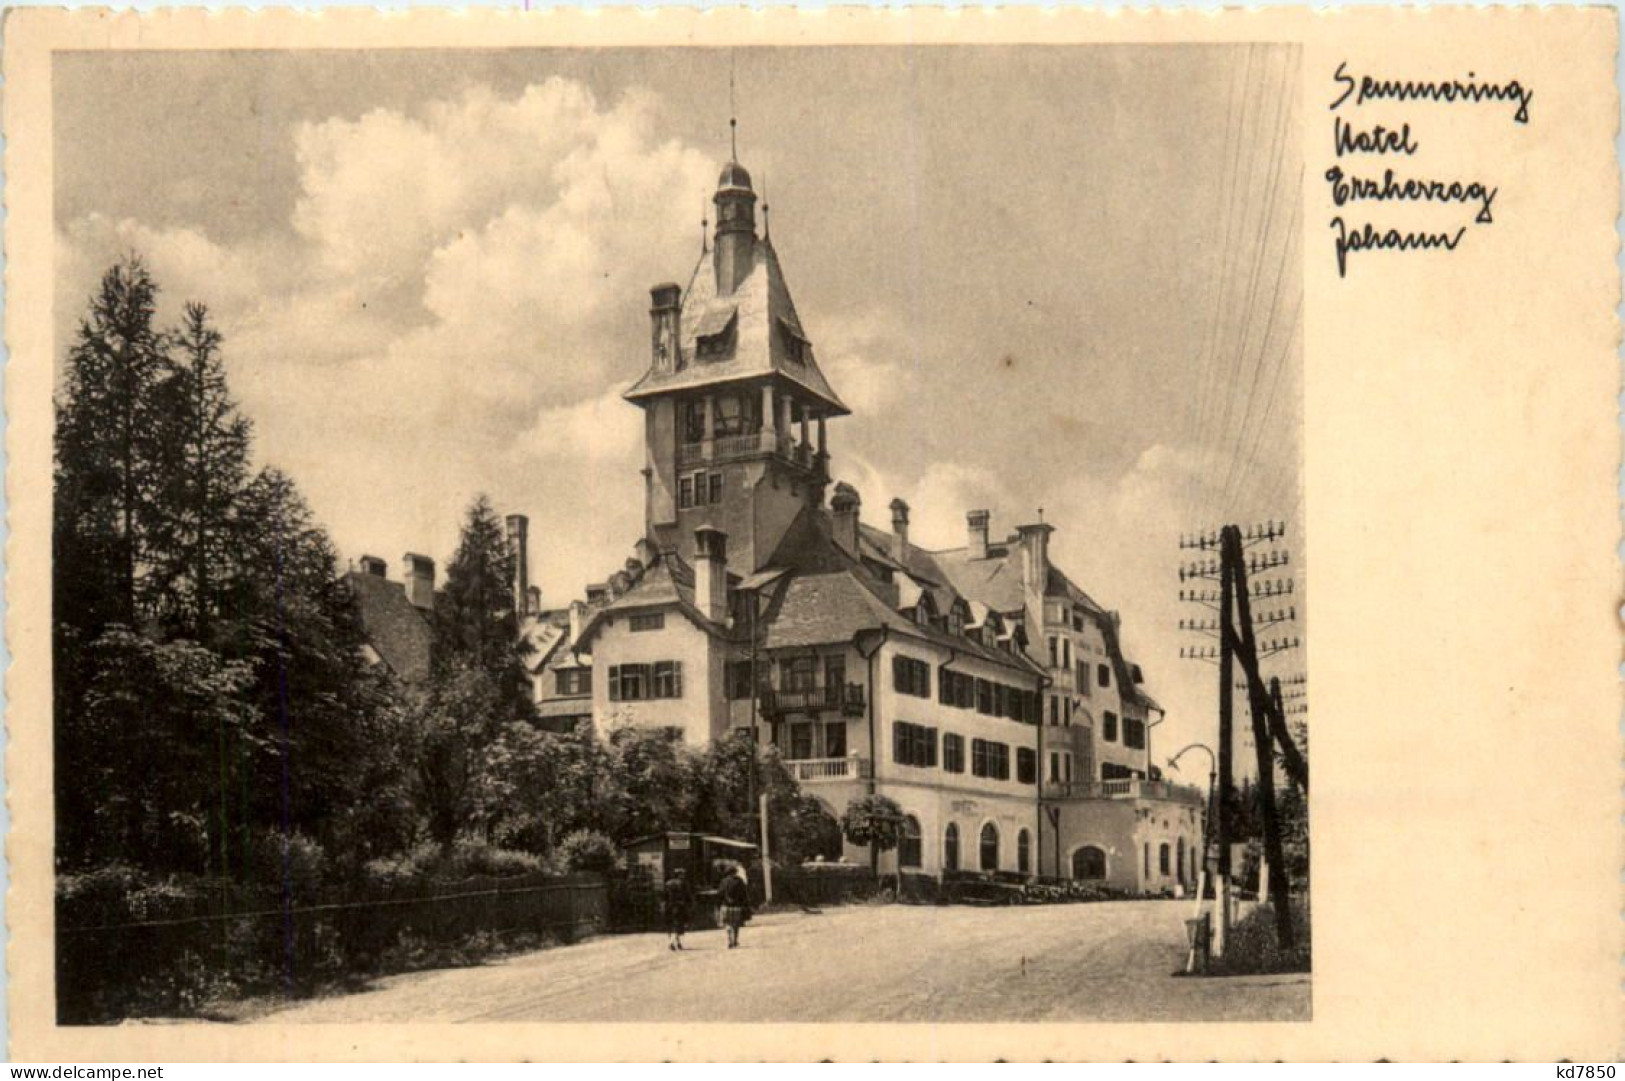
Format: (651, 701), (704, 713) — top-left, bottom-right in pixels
(675, 430), (823, 473)
(760, 684), (866, 717)
(786, 756), (872, 783)
(1042, 778), (1206, 805)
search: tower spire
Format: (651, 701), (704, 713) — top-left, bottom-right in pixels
(728, 53), (739, 161)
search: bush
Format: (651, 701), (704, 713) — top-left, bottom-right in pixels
(248, 829), (327, 903)
(556, 829), (619, 874)
(361, 838), (544, 888)
(1210, 898), (1311, 975)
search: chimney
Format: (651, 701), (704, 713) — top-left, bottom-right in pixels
(505, 514), (530, 616)
(526, 585), (541, 614)
(967, 509), (990, 561)
(585, 583), (608, 606)
(889, 498), (910, 557)
(359, 554), (387, 578)
(634, 537), (657, 569)
(649, 282), (682, 372)
(693, 525), (729, 624)
(403, 553), (435, 611)
(1015, 523), (1054, 609)
(568, 599), (586, 648)
(609, 570), (631, 599)
(831, 483), (861, 558)
(625, 556), (645, 584)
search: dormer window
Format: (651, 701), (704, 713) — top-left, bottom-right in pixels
(777, 318), (810, 365)
(695, 308), (738, 362)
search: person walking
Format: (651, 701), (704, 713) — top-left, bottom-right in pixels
(661, 867), (693, 951)
(718, 864), (752, 949)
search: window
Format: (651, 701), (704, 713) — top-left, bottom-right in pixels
(608, 663), (645, 701)
(678, 477), (694, 509)
(1103, 711), (1119, 742)
(1098, 664), (1111, 689)
(899, 816), (922, 869)
(651, 660), (684, 698)
(1144, 843), (1151, 878)
(609, 662), (683, 701)
(682, 400), (706, 443)
(724, 661), (759, 700)
(976, 679), (994, 714)
(1124, 718), (1146, 750)
(783, 655), (817, 692)
(1017, 747), (1037, 785)
(1177, 837), (1186, 882)
(629, 612), (665, 632)
(971, 739), (1010, 781)
(790, 722), (814, 760)
(1072, 612), (1084, 632)
(708, 472), (723, 504)
(824, 655), (846, 693)
(824, 721), (847, 759)
(1017, 829), (1031, 875)
(1073, 846), (1107, 880)
(1064, 698), (1073, 725)
(1160, 843), (1171, 876)
(1079, 662), (1091, 696)
(555, 668), (592, 697)
(1063, 754), (1074, 783)
(1062, 639), (1072, 670)
(940, 669), (975, 709)
(979, 823), (999, 872)
(1049, 751), (1060, 784)
(893, 722), (938, 768)
(1047, 636), (1059, 668)
(892, 655), (931, 698)
(943, 733), (965, 774)
(944, 824), (960, 872)
(1049, 696), (1059, 726)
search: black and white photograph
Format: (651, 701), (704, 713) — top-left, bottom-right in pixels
(47, 39), (1308, 1027)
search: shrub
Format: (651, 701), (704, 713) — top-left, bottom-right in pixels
(556, 829), (619, 874)
(248, 829), (327, 903)
(1210, 898), (1311, 975)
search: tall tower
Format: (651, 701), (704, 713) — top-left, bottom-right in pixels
(623, 152), (849, 575)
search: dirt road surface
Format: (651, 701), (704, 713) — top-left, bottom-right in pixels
(265, 900), (1310, 1023)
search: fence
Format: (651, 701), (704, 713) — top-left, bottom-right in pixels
(57, 872), (605, 1023)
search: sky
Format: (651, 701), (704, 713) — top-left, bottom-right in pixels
(53, 44), (1303, 778)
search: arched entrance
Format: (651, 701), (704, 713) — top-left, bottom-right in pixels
(979, 822), (999, 872)
(1072, 845), (1107, 880)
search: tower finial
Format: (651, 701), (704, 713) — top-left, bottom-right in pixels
(729, 52), (739, 161)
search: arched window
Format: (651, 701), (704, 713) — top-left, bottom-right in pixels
(1017, 829), (1031, 875)
(979, 823), (999, 872)
(899, 816), (923, 869)
(1159, 843), (1171, 877)
(1072, 845), (1106, 880)
(943, 823), (960, 872)
(1177, 836), (1186, 882)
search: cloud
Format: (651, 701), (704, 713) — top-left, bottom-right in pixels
(55, 77), (720, 610)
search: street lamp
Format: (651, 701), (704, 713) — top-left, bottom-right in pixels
(1166, 743), (1217, 865)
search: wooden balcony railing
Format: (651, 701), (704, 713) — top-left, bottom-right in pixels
(675, 431), (823, 472)
(760, 684), (866, 717)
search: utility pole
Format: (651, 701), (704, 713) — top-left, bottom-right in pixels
(1216, 533), (1234, 955)
(1226, 526), (1292, 948)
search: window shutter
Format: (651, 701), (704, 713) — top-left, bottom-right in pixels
(894, 723), (908, 765)
(608, 666), (621, 701)
(673, 661), (684, 698)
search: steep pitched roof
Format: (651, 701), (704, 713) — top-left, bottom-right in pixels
(623, 238), (848, 415)
(574, 552), (727, 647)
(345, 572), (433, 683)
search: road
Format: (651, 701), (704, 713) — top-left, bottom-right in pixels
(265, 900), (1310, 1023)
